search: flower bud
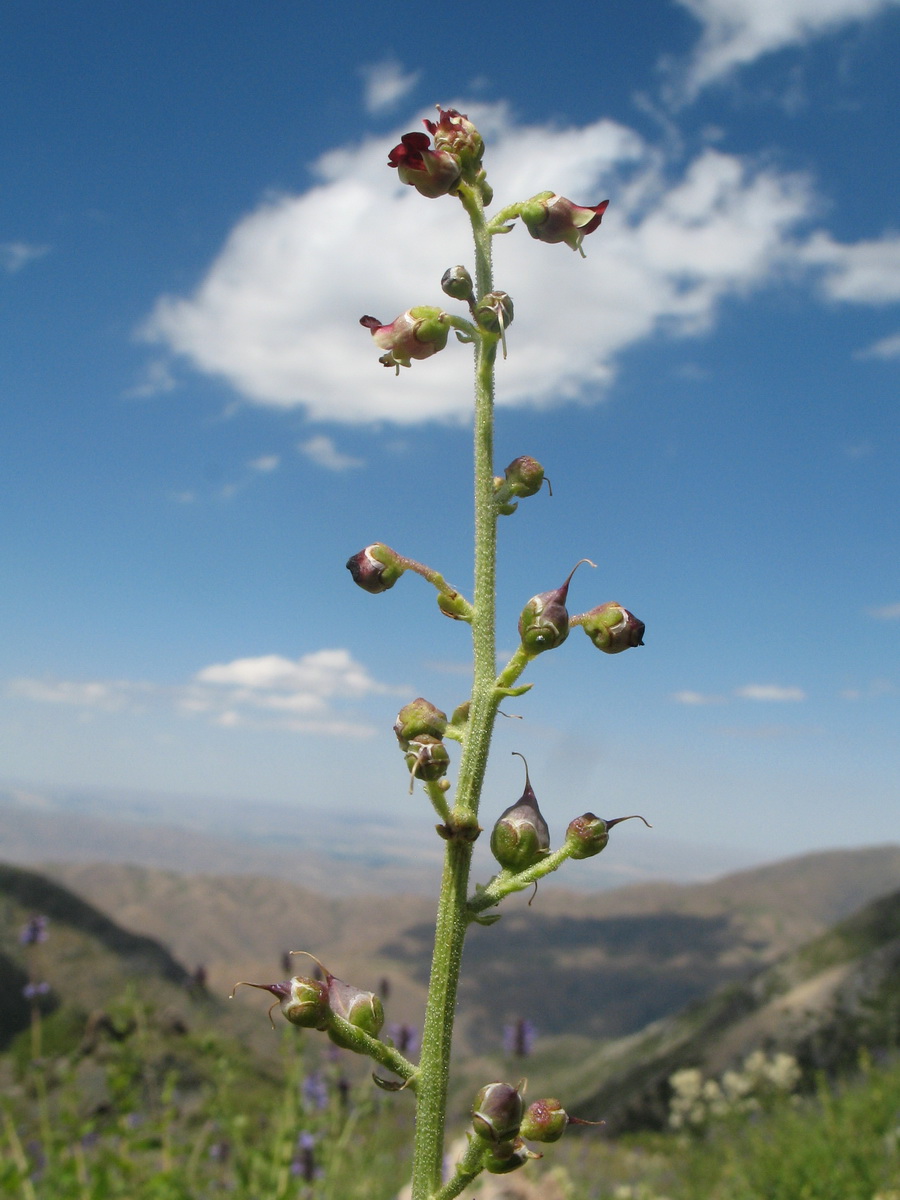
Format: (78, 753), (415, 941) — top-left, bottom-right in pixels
(565, 812), (651, 859)
(441, 265), (474, 304)
(436, 589), (470, 620)
(474, 291), (514, 334)
(472, 1081), (524, 1144)
(520, 192), (610, 256)
(483, 1140), (533, 1174)
(494, 456), (548, 514)
(404, 735), (450, 783)
(425, 107), (484, 174)
(580, 602), (645, 654)
(393, 698), (448, 751)
(326, 972), (385, 1039)
(231, 976), (331, 1030)
(490, 753), (550, 872)
(518, 559), (593, 655)
(520, 1098), (569, 1143)
(346, 543), (405, 594)
(360, 308), (450, 371)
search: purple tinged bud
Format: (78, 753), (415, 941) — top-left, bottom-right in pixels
(483, 1139), (534, 1174)
(360, 307), (450, 372)
(565, 812), (651, 859)
(346, 543), (405, 594)
(520, 1099), (569, 1143)
(441, 265), (474, 303)
(504, 456), (545, 498)
(326, 972), (385, 1038)
(490, 753), (550, 872)
(404, 735), (450, 783)
(474, 291), (514, 335)
(425, 107), (484, 173)
(520, 192), (610, 255)
(580, 602), (645, 654)
(518, 559), (593, 655)
(232, 976), (330, 1029)
(472, 1081), (525, 1144)
(393, 698), (448, 751)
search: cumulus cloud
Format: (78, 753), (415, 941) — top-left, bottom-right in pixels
(141, 104), (816, 425)
(801, 231), (900, 304)
(299, 435), (363, 470)
(360, 59), (421, 114)
(673, 0), (900, 94)
(672, 689), (727, 704)
(734, 683), (806, 701)
(7, 648), (402, 737)
(248, 454), (280, 472)
(1, 241), (50, 274)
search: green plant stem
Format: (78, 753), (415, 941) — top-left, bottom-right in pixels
(409, 183), (503, 1200)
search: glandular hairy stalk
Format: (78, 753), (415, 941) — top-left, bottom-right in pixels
(240, 106), (647, 1200)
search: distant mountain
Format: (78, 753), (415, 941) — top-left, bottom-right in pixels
(40, 844), (900, 1057)
(0, 862), (193, 1049)
(539, 884), (900, 1133)
(0, 781), (762, 894)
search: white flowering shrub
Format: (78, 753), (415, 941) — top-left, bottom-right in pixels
(668, 1051), (801, 1131)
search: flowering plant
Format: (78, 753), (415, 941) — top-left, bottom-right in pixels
(239, 106), (648, 1200)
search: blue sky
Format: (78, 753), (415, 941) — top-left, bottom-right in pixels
(2, 1), (899, 875)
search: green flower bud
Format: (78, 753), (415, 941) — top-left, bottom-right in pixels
(490, 753), (550, 872)
(326, 972), (384, 1038)
(580, 602), (645, 654)
(493, 456), (549, 515)
(436, 589), (471, 620)
(520, 1098), (569, 1143)
(482, 1140), (533, 1174)
(404, 735), (450, 783)
(518, 559), (593, 655)
(441, 264), (474, 303)
(393, 698), (447, 751)
(565, 812), (651, 859)
(346, 543), (405, 594)
(230, 976), (330, 1030)
(472, 1081), (524, 1144)
(474, 291), (514, 335)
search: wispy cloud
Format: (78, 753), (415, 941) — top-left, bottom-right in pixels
(672, 689), (727, 705)
(248, 454), (280, 472)
(299, 435), (363, 471)
(7, 648), (404, 737)
(142, 104), (817, 424)
(672, 0), (900, 96)
(734, 683), (806, 702)
(856, 330), (900, 360)
(360, 59), (421, 114)
(1, 241), (51, 274)
(123, 359), (178, 399)
(868, 602), (900, 619)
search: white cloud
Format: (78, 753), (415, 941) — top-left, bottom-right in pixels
(142, 104), (815, 425)
(673, 0), (900, 94)
(868, 602), (900, 619)
(801, 231), (900, 304)
(1, 241), (50, 274)
(299, 435), (363, 471)
(734, 683), (806, 701)
(7, 648), (402, 737)
(249, 454), (280, 472)
(857, 331), (900, 359)
(672, 689), (726, 704)
(360, 59), (421, 114)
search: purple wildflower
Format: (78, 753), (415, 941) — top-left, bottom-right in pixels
(19, 915), (48, 946)
(301, 1071), (329, 1111)
(503, 1017), (537, 1058)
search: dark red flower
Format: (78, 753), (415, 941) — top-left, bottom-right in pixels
(388, 131), (461, 198)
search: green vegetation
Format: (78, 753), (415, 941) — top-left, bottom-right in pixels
(2, 987), (899, 1198)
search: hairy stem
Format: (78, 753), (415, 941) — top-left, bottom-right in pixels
(410, 183), (501, 1200)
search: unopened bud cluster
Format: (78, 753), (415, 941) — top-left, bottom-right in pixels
(471, 1082), (586, 1173)
(395, 697), (451, 786)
